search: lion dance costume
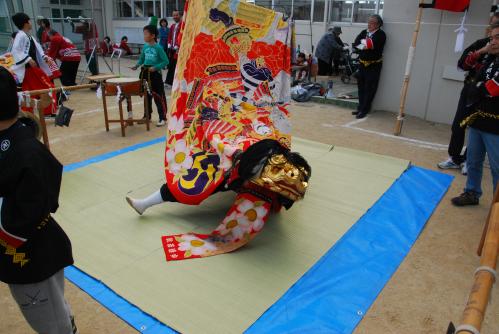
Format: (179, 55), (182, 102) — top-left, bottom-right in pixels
(127, 0), (311, 261)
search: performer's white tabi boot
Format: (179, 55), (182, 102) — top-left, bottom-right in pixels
(126, 190), (164, 215)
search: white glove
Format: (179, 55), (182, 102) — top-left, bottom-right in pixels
(343, 46), (349, 50)
(360, 39), (367, 46)
(356, 43), (366, 50)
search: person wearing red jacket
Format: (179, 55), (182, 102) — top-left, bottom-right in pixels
(46, 30), (81, 86)
(165, 9), (182, 85)
(100, 36), (112, 56)
(118, 36), (133, 55)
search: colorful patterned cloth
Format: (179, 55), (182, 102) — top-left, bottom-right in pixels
(162, 0), (293, 261)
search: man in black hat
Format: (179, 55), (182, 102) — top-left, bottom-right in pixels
(0, 66), (77, 334)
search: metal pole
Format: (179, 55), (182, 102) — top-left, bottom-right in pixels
(58, 0), (65, 37)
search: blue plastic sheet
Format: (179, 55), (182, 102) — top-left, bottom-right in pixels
(246, 166), (453, 334)
(65, 266), (177, 334)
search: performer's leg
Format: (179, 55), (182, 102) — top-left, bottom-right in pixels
(126, 184), (177, 215)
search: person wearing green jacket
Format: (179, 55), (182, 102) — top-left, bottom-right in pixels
(132, 25), (169, 127)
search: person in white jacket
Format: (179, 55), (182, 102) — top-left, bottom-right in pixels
(11, 13), (56, 117)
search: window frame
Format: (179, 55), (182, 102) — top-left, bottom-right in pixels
(328, 0), (384, 26)
(113, 0), (162, 20)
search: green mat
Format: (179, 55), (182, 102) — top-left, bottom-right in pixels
(56, 138), (409, 334)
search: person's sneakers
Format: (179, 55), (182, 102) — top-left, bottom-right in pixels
(437, 158), (461, 170)
(156, 120), (166, 127)
(461, 162), (468, 175)
(451, 191), (479, 207)
(356, 112), (367, 119)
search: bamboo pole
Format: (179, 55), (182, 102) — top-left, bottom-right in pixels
(21, 83), (97, 150)
(457, 203), (499, 333)
(394, 0), (425, 136)
(477, 187), (499, 256)
(21, 83), (97, 96)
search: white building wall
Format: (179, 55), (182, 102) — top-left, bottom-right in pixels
(374, 0), (491, 124)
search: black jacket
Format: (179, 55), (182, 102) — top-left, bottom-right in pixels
(354, 29), (386, 62)
(466, 55), (499, 135)
(0, 121), (73, 284)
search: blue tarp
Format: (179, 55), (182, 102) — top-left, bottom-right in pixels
(64, 142), (453, 334)
(246, 166), (453, 333)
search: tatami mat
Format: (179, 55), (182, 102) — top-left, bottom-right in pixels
(56, 138), (409, 334)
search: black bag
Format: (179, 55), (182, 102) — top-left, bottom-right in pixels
(55, 105), (74, 127)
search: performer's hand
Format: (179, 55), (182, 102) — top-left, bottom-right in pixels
(28, 59), (37, 67)
(148, 67), (156, 72)
(478, 43), (491, 55)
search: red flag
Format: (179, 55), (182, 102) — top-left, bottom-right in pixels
(420, 0), (470, 12)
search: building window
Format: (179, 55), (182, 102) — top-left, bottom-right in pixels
(353, 0), (377, 23)
(273, 0), (292, 17)
(254, 0), (272, 9)
(293, 0), (310, 20)
(114, 0), (163, 18)
(52, 8), (83, 20)
(330, 0), (383, 24)
(164, 0), (186, 17)
(115, 0), (133, 18)
(313, 0), (326, 22)
(0, 0), (12, 33)
(50, 0), (82, 4)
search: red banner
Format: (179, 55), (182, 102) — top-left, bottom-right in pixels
(421, 0), (470, 12)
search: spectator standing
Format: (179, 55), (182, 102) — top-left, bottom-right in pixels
(165, 9), (182, 86)
(352, 14), (386, 119)
(159, 18), (169, 52)
(438, 13), (499, 173)
(451, 23), (499, 206)
(71, 18), (99, 76)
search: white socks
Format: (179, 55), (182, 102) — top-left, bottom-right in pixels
(126, 190), (164, 215)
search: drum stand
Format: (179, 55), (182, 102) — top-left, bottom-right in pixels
(101, 80), (151, 137)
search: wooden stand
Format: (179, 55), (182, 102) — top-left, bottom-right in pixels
(101, 81), (150, 137)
